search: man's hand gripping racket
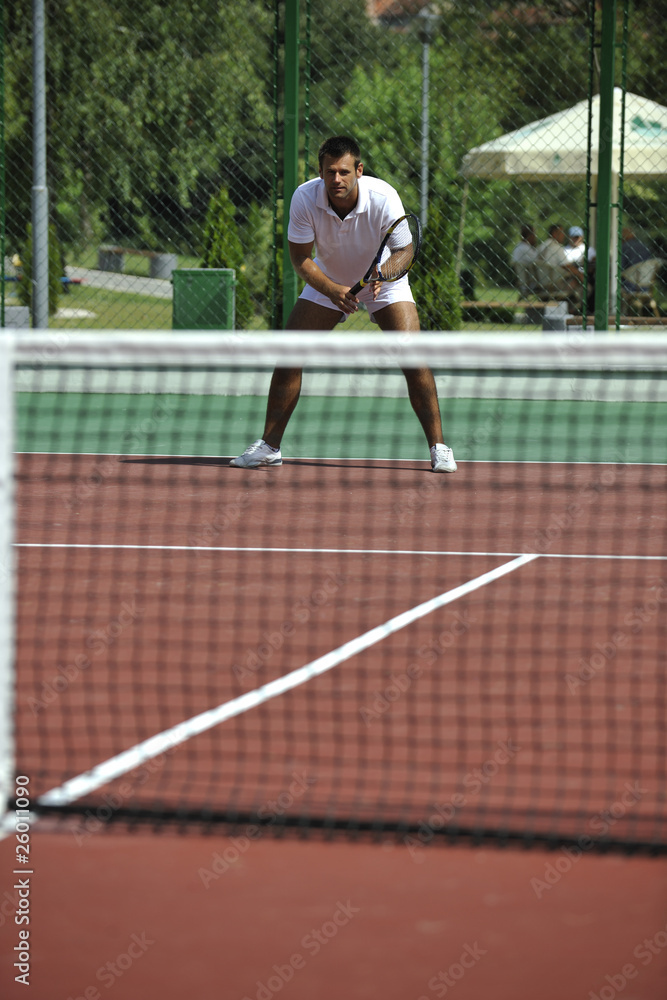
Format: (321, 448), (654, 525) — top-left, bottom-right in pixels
(349, 213), (423, 296)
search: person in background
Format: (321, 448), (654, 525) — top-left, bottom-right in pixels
(510, 224), (538, 297)
(565, 225), (597, 270)
(564, 226), (585, 266)
(620, 226), (653, 292)
(565, 226), (596, 311)
(534, 223), (583, 300)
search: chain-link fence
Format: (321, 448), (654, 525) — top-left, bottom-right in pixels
(3, 1), (666, 331)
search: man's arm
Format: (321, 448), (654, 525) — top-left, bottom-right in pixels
(288, 240), (359, 314)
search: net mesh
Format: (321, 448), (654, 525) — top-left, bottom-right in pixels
(3, 331), (667, 852)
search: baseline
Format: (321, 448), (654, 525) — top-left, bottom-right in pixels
(12, 542), (667, 560)
(13, 452), (667, 468)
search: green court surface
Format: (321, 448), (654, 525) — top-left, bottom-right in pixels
(15, 392), (666, 464)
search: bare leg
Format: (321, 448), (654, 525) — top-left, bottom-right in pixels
(262, 299), (341, 448)
(262, 367), (302, 449)
(401, 367), (445, 450)
(373, 301), (445, 449)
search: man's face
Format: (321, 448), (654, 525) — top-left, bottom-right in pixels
(320, 153), (363, 207)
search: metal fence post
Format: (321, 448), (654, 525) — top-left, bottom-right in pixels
(594, 0), (617, 331)
(282, 0), (300, 325)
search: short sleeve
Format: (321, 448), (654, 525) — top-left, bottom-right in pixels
(378, 184), (406, 239)
(287, 187), (315, 244)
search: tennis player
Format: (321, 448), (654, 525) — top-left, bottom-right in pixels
(231, 135), (456, 473)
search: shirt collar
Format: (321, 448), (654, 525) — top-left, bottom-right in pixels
(316, 177), (367, 216)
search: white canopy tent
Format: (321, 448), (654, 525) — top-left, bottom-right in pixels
(461, 89), (667, 310)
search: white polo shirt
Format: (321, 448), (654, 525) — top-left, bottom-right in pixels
(288, 174), (406, 287)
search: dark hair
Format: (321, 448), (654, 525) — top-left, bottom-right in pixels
(318, 135), (361, 169)
(520, 224), (534, 239)
(548, 223), (563, 236)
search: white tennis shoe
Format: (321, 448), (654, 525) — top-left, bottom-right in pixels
(430, 444), (457, 473)
(230, 439), (282, 468)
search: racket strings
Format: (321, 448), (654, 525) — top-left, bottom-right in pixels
(378, 244), (417, 279)
(377, 216), (421, 281)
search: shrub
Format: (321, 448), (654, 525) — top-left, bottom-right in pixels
(200, 186), (253, 329)
(415, 186), (462, 331)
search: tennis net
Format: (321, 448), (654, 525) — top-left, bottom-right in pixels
(1, 330), (666, 852)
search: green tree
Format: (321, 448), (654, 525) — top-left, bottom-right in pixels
(200, 186), (253, 329)
(263, 199), (284, 330)
(416, 188), (462, 332)
(5, 1), (275, 251)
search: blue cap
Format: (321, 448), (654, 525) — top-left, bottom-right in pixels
(569, 226), (584, 238)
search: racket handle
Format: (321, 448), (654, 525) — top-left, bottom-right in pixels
(349, 281), (363, 296)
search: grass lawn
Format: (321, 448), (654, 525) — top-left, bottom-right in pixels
(1, 278), (550, 333)
(52, 284), (173, 329)
(5, 284), (544, 332)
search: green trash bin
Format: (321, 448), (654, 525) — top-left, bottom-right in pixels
(172, 268), (236, 330)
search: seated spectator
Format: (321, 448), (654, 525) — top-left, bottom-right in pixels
(565, 226), (596, 311)
(510, 224), (538, 297)
(621, 227), (653, 291)
(564, 226), (586, 265)
(534, 223), (583, 303)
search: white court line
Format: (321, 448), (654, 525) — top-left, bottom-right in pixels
(37, 553), (537, 810)
(14, 451), (667, 467)
(13, 542), (667, 560)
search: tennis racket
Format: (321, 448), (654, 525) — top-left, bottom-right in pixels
(349, 213), (422, 295)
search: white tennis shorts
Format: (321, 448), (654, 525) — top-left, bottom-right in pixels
(299, 274), (414, 320)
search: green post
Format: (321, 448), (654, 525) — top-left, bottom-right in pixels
(282, 0), (300, 324)
(594, 1), (617, 331)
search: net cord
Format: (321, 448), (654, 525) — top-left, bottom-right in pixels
(6, 331), (667, 372)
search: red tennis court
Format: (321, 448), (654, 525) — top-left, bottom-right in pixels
(1, 828), (667, 1000)
(11, 454), (667, 847)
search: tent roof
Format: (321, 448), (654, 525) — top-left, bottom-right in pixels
(461, 89), (667, 179)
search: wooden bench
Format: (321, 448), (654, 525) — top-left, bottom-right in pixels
(460, 301), (665, 326)
(461, 300), (561, 310)
(461, 300), (561, 325)
(566, 315), (667, 327)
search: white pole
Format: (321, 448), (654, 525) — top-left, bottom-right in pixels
(418, 7), (437, 230)
(589, 175), (598, 251)
(610, 172), (619, 317)
(455, 179), (469, 282)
